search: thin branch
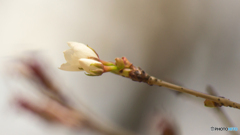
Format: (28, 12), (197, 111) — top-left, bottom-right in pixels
(99, 57), (240, 110)
(206, 85), (239, 135)
(126, 66), (240, 110)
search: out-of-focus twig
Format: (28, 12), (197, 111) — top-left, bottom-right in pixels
(206, 85), (239, 135)
(19, 57), (69, 107)
(157, 117), (177, 135)
(166, 80), (238, 135)
(14, 55), (137, 135)
(141, 110), (179, 135)
(16, 97), (135, 135)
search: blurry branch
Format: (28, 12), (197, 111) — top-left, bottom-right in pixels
(168, 81), (238, 135)
(128, 66), (240, 110)
(16, 97), (135, 135)
(20, 58), (68, 106)
(156, 116), (177, 135)
(139, 109), (179, 135)
(206, 85), (239, 135)
(206, 85), (234, 126)
(99, 57), (240, 110)
(58, 42), (240, 110)
(15, 56), (137, 135)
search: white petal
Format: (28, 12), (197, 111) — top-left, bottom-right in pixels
(59, 63), (82, 71)
(67, 42), (98, 59)
(60, 42), (99, 71)
(79, 58), (101, 75)
(67, 42), (81, 48)
(63, 49), (76, 64)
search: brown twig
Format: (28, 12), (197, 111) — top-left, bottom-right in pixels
(16, 55), (137, 135)
(96, 57), (240, 110)
(124, 66), (240, 110)
(16, 97), (136, 135)
(206, 85), (239, 135)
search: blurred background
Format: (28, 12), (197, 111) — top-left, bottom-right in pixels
(0, 0), (240, 135)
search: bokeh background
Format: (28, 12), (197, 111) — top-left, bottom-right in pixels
(0, 1), (240, 135)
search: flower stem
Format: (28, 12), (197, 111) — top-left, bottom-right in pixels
(127, 67), (240, 110)
(104, 66), (118, 72)
(151, 77), (240, 109)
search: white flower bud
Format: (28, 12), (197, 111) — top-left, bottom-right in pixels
(59, 42), (99, 71)
(79, 58), (103, 75)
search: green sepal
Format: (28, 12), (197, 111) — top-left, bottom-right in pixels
(90, 63), (103, 69)
(101, 61), (115, 66)
(115, 58), (125, 70)
(90, 69), (104, 76)
(104, 66), (118, 72)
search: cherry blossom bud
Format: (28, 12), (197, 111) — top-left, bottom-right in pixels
(59, 42), (99, 71)
(79, 58), (104, 76)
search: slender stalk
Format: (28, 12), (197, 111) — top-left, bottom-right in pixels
(148, 76), (240, 109)
(124, 66), (240, 110)
(206, 86), (239, 135)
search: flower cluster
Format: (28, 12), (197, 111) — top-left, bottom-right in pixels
(59, 42), (133, 77)
(59, 42), (104, 76)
